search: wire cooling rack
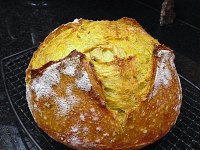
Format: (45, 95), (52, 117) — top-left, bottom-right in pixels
(1, 47), (200, 150)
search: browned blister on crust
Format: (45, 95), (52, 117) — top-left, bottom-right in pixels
(26, 18), (182, 150)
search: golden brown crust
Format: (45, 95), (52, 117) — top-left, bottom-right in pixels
(26, 18), (182, 150)
(27, 21), (82, 72)
(82, 60), (106, 106)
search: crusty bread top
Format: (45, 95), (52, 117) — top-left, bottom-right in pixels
(27, 17), (161, 125)
(26, 18), (182, 149)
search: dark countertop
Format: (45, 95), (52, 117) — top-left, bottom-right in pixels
(0, 0), (200, 149)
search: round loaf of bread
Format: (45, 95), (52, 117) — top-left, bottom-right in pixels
(26, 18), (182, 150)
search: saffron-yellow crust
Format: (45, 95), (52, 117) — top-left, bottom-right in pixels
(26, 18), (182, 150)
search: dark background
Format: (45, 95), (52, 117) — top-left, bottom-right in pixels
(0, 0), (200, 149)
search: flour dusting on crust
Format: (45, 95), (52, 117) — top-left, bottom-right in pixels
(151, 50), (173, 97)
(68, 135), (81, 146)
(55, 95), (79, 116)
(71, 125), (80, 133)
(55, 85), (79, 116)
(155, 50), (172, 86)
(61, 57), (81, 76)
(76, 71), (92, 92)
(62, 65), (76, 76)
(80, 113), (85, 121)
(31, 51), (92, 102)
(73, 19), (80, 23)
(31, 62), (60, 100)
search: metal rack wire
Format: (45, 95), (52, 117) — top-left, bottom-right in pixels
(1, 47), (200, 150)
